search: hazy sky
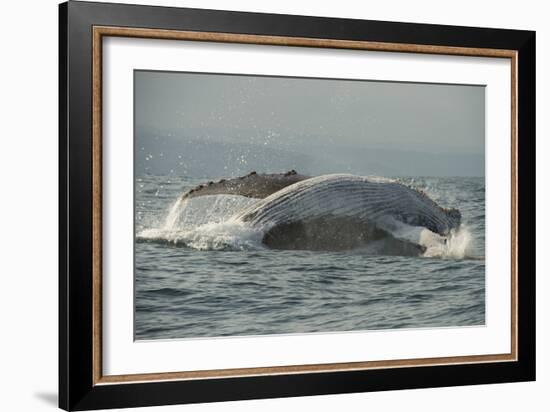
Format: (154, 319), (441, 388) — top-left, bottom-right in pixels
(135, 70), (485, 177)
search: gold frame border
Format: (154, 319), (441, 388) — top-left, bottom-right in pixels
(92, 26), (518, 385)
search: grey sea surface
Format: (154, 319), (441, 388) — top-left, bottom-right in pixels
(135, 175), (485, 340)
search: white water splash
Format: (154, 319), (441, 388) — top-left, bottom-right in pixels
(378, 217), (474, 259)
(422, 226), (474, 259)
(138, 195), (265, 251)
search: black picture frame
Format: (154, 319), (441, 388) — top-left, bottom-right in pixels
(59, 1), (536, 410)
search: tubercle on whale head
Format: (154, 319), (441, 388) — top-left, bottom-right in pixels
(444, 207), (462, 228)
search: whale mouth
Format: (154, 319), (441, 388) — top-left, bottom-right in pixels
(137, 173), (468, 258)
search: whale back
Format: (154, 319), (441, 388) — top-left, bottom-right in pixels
(236, 174), (461, 237)
(181, 170), (309, 200)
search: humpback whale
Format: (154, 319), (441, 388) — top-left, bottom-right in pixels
(177, 172), (461, 254)
(234, 174), (461, 252)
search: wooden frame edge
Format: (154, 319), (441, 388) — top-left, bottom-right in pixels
(97, 354), (515, 385)
(92, 27), (103, 385)
(94, 26), (517, 58)
(91, 26), (519, 386)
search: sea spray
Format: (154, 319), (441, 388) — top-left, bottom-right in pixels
(138, 194), (264, 250)
(422, 226), (475, 259)
(162, 196), (185, 230)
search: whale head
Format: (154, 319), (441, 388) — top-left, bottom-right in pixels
(444, 208), (462, 229)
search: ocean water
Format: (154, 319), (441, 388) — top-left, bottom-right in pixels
(135, 175), (485, 340)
